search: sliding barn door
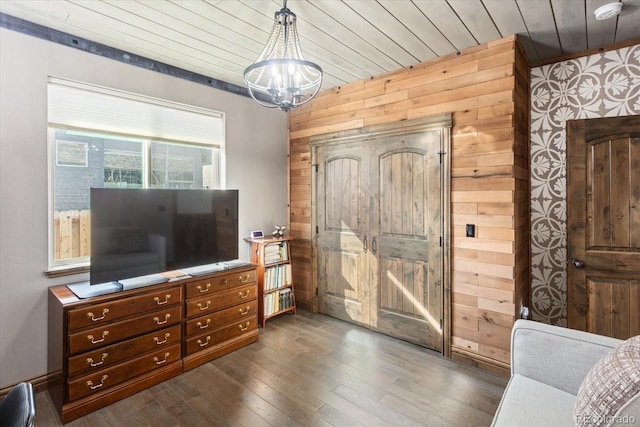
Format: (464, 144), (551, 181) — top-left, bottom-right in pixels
(316, 142), (371, 326)
(314, 117), (449, 352)
(370, 132), (443, 351)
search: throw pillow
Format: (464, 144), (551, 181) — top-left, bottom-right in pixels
(574, 335), (640, 426)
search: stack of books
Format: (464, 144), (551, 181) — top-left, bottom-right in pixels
(263, 242), (288, 265)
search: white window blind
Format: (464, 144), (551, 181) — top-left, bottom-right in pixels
(47, 77), (224, 147)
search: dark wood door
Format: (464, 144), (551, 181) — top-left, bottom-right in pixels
(567, 116), (640, 339)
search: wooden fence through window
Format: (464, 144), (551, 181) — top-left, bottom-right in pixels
(53, 210), (90, 260)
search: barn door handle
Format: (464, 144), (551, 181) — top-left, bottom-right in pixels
(572, 259), (586, 269)
(372, 237), (377, 254)
(363, 235), (368, 253)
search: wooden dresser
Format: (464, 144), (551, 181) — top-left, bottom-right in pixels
(48, 264), (258, 423)
(182, 268), (258, 371)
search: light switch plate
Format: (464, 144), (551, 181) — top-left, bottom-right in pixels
(465, 224), (475, 238)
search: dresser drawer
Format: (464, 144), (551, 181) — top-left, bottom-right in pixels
(185, 300), (257, 337)
(67, 286), (183, 331)
(68, 306), (182, 355)
(67, 324), (181, 378)
(185, 270), (256, 299)
(67, 343), (181, 401)
(184, 316), (257, 355)
(185, 284), (256, 318)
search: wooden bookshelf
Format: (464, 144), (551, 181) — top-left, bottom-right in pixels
(244, 236), (296, 326)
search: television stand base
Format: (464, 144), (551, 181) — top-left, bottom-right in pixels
(67, 281), (121, 298)
(68, 261), (253, 298)
(119, 273), (169, 290)
(181, 262), (226, 276)
(225, 259), (252, 269)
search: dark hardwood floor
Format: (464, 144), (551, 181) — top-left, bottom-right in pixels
(35, 310), (507, 426)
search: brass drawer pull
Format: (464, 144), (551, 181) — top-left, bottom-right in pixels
(87, 331), (109, 344)
(197, 336), (211, 347)
(238, 321), (250, 332)
(153, 352), (170, 365)
(238, 290), (251, 299)
(197, 301), (211, 311)
(238, 274), (250, 283)
(154, 294), (171, 305)
(86, 308), (109, 322)
(86, 353), (108, 367)
(87, 375), (108, 390)
(197, 319), (211, 329)
(239, 306), (250, 316)
(222, 279), (228, 286)
(153, 314), (171, 325)
(153, 333), (170, 345)
(197, 283), (211, 293)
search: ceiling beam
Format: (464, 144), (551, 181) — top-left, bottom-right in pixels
(0, 12), (250, 98)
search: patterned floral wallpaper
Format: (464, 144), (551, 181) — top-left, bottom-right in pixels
(530, 44), (640, 325)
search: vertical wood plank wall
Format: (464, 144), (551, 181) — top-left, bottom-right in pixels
(289, 35), (531, 373)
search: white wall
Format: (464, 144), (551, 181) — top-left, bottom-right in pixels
(0, 28), (288, 388)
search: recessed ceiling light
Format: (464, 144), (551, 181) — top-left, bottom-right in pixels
(594, 2), (623, 20)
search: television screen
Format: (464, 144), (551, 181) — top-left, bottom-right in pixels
(90, 188), (238, 284)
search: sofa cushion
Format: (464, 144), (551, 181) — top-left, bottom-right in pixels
(491, 374), (576, 427)
(574, 335), (640, 426)
(510, 319), (621, 395)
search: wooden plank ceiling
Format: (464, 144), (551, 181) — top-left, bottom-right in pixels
(1, 0), (638, 92)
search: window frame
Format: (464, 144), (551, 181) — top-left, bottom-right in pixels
(46, 79), (225, 275)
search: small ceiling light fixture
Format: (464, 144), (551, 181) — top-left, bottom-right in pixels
(243, 0), (323, 112)
(594, 2), (623, 20)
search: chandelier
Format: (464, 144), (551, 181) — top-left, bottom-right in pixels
(243, 0), (323, 112)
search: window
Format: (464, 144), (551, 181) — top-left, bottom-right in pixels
(48, 78), (224, 270)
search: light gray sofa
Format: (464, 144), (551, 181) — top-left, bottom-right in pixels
(492, 319), (639, 426)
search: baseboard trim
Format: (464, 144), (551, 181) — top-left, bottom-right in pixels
(295, 299), (313, 312)
(451, 347), (510, 378)
(0, 372), (51, 399)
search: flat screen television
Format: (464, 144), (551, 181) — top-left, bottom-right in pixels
(90, 188), (239, 285)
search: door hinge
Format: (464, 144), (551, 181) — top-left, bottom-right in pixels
(316, 225), (319, 234)
(440, 318), (443, 330)
(438, 151), (445, 164)
(315, 287), (319, 296)
(313, 163), (319, 172)
(439, 236), (442, 247)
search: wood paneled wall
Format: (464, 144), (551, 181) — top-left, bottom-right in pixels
(288, 35), (530, 373)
